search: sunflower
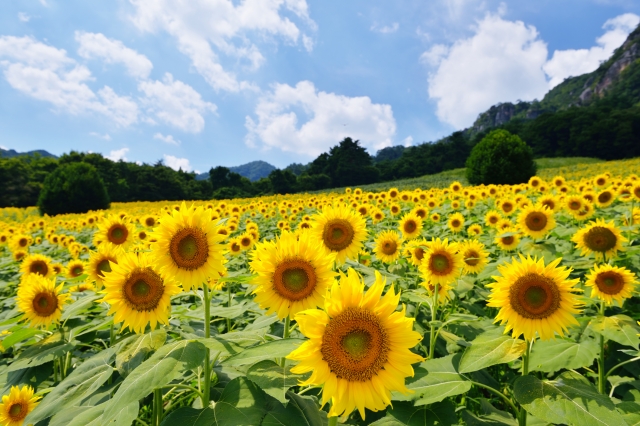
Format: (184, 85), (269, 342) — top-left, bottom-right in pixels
(459, 240), (489, 275)
(419, 238), (463, 286)
(249, 230), (336, 319)
(467, 224), (483, 237)
(537, 195), (559, 212)
(593, 173), (608, 188)
(87, 246), (119, 289)
(309, 204), (367, 265)
(19, 254), (54, 278)
(487, 255), (581, 341)
(398, 212), (423, 239)
(495, 229), (521, 251)
(447, 212), (465, 233)
(70, 282), (95, 292)
(150, 202), (227, 291)
(484, 210), (502, 228)
(101, 252), (181, 334)
(564, 195), (583, 216)
(371, 209), (385, 224)
(585, 264), (637, 305)
(9, 235), (31, 253)
(287, 269), (423, 420)
(373, 231), (403, 264)
(430, 213), (441, 222)
(595, 189), (615, 208)
(16, 274), (70, 328)
(572, 219), (626, 261)
(141, 214), (158, 228)
(66, 260), (86, 278)
(0, 385), (41, 426)
(389, 203), (401, 216)
(358, 250), (372, 267)
(517, 205), (556, 239)
(93, 216), (135, 253)
(498, 200), (516, 216)
(404, 239), (429, 267)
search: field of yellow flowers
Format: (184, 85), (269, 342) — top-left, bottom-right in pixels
(0, 158), (639, 426)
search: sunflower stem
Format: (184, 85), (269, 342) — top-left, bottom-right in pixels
(279, 316), (291, 367)
(202, 284), (212, 408)
(597, 302), (607, 394)
(428, 283), (439, 360)
(466, 379), (519, 421)
(518, 339), (533, 426)
(152, 388), (162, 426)
(109, 322), (115, 348)
(226, 286), (232, 332)
(328, 416), (338, 426)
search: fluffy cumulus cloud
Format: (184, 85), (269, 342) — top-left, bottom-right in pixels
(543, 13), (640, 88)
(0, 35), (138, 126)
(139, 73), (217, 133)
(106, 147), (129, 161)
(153, 132), (180, 145)
(127, 0), (316, 92)
(423, 12), (640, 129)
(75, 31), (153, 79)
(163, 154), (191, 171)
(245, 80), (396, 157)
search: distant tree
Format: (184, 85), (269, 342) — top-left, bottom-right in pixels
(466, 129), (536, 185)
(284, 163), (308, 176)
(268, 169), (298, 194)
(38, 162), (110, 215)
(373, 145), (405, 163)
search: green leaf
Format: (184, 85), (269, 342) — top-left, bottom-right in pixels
(588, 315), (640, 349)
(115, 329), (166, 377)
(461, 399), (517, 426)
(458, 329), (526, 373)
(369, 400), (457, 426)
(7, 338), (74, 372)
(246, 360), (308, 404)
(514, 371), (627, 426)
(261, 392), (326, 426)
(25, 347), (116, 424)
(62, 294), (102, 320)
(616, 400), (640, 426)
(102, 340), (206, 425)
(1, 327), (42, 349)
(528, 338), (600, 373)
(245, 313), (279, 331)
(209, 301), (250, 319)
(222, 338), (305, 367)
(399, 353), (471, 406)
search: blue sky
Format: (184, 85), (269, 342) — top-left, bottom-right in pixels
(1, 0), (639, 172)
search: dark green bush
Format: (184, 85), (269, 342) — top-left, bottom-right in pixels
(38, 162), (110, 215)
(466, 129), (536, 185)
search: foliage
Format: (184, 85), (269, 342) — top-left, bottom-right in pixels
(228, 161), (276, 182)
(466, 129), (537, 185)
(37, 162), (110, 215)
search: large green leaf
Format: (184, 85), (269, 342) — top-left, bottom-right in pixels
(261, 392), (327, 426)
(101, 340), (206, 425)
(1, 327), (41, 349)
(528, 338), (599, 373)
(246, 360), (309, 404)
(25, 347), (116, 424)
(588, 315), (640, 349)
(369, 400), (457, 426)
(514, 371), (626, 426)
(210, 301), (250, 319)
(61, 294), (102, 320)
(398, 353), (471, 406)
(461, 399), (517, 426)
(115, 329), (166, 377)
(616, 400), (640, 426)
(458, 329), (526, 374)
(222, 338), (305, 367)
(7, 338), (75, 371)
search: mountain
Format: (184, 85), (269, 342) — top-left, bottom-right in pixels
(466, 23), (640, 137)
(0, 148), (57, 159)
(195, 160), (276, 181)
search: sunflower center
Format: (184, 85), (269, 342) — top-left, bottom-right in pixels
(70, 266), (83, 277)
(321, 307), (389, 382)
(8, 402), (25, 420)
(464, 250), (479, 266)
(430, 253), (452, 275)
(404, 220), (417, 233)
(489, 216), (499, 224)
(595, 271), (624, 295)
(568, 201), (581, 210)
(32, 292), (58, 317)
(108, 224), (129, 245)
(30, 260), (49, 276)
(502, 236), (515, 245)
(525, 212), (548, 231)
(509, 273), (560, 319)
(97, 259), (112, 277)
(414, 247), (425, 261)
(273, 259), (317, 301)
(381, 240), (397, 255)
(169, 228), (209, 270)
(583, 226), (617, 253)
(19, 238), (28, 247)
(502, 203), (513, 213)
(145, 217), (156, 227)
(451, 219), (461, 228)
(123, 268), (165, 312)
(322, 219), (355, 251)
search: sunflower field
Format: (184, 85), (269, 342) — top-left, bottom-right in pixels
(0, 158), (639, 426)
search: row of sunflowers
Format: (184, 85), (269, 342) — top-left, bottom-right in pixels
(0, 158), (638, 425)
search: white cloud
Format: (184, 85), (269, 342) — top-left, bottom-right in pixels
(0, 145), (8, 150)
(425, 14), (549, 129)
(402, 136), (413, 147)
(371, 22), (399, 34)
(0, 36), (139, 126)
(163, 154), (191, 171)
(127, 0), (315, 92)
(543, 13), (640, 88)
(18, 12), (31, 22)
(106, 147), (129, 161)
(139, 73), (217, 133)
(153, 132), (180, 145)
(75, 31), (153, 79)
(245, 80), (396, 157)
(419, 44), (449, 67)
(90, 132), (111, 140)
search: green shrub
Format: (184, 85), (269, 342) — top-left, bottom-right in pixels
(38, 162), (110, 215)
(466, 129), (536, 185)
